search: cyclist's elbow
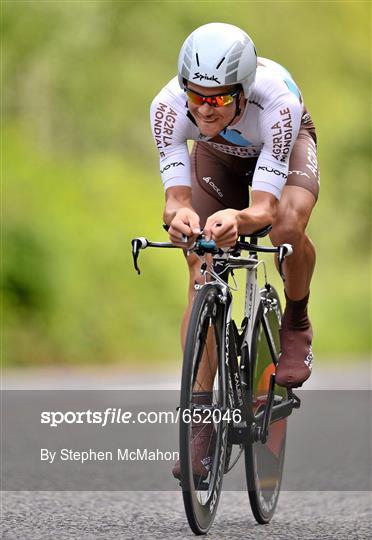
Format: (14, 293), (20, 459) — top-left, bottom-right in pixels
(267, 201), (278, 225)
(250, 191), (278, 227)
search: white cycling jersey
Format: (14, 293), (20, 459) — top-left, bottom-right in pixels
(150, 58), (304, 199)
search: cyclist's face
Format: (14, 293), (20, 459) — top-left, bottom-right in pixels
(186, 82), (243, 137)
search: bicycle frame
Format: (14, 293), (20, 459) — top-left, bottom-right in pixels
(185, 239), (301, 447)
(131, 231), (302, 531)
(131, 233), (300, 447)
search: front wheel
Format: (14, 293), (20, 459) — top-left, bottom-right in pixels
(179, 284), (229, 535)
(244, 286), (288, 523)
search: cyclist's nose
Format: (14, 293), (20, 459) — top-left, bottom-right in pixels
(198, 102), (214, 115)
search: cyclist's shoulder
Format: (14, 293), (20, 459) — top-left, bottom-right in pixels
(150, 76), (186, 114)
(150, 76), (198, 143)
(251, 57), (303, 109)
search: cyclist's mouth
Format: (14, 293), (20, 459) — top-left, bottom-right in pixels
(197, 118), (220, 130)
(199, 117), (218, 124)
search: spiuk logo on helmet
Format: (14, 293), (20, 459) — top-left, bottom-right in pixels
(192, 73), (221, 84)
(177, 22), (257, 98)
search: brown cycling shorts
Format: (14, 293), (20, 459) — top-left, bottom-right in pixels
(191, 110), (320, 227)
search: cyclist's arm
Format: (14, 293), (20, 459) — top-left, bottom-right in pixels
(234, 94), (302, 234)
(236, 190), (278, 234)
(252, 92), (302, 199)
(150, 90), (200, 242)
(150, 79), (199, 192)
(163, 186), (195, 226)
(164, 186), (201, 245)
(203, 191), (277, 245)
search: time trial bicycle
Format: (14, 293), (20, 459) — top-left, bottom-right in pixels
(131, 226), (301, 535)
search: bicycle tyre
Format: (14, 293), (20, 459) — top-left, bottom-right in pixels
(180, 283), (229, 535)
(244, 285), (288, 524)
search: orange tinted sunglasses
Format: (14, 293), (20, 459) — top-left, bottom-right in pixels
(185, 87), (240, 108)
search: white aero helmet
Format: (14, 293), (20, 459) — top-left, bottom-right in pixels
(178, 22), (257, 98)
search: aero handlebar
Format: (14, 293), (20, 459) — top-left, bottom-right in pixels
(131, 234), (293, 277)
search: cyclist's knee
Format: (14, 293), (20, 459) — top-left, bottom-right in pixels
(270, 210), (308, 246)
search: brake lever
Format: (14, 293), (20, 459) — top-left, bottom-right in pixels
(277, 243), (293, 281)
(131, 237), (148, 275)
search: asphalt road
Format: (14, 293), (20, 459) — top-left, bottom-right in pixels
(2, 490), (371, 539)
(2, 363), (371, 539)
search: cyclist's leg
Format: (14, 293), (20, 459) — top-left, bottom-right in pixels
(172, 143), (251, 480)
(269, 120), (320, 386)
(270, 186), (317, 299)
(182, 142), (251, 388)
(182, 142), (250, 347)
(173, 144), (237, 481)
(182, 145), (228, 392)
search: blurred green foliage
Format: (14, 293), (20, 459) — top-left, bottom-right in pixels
(2, 1), (371, 366)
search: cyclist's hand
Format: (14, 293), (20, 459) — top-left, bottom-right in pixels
(169, 208), (201, 247)
(204, 209), (239, 248)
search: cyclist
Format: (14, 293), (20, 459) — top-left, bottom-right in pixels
(150, 23), (319, 479)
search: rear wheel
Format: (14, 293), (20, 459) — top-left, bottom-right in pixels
(244, 286), (288, 523)
(180, 284), (229, 535)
